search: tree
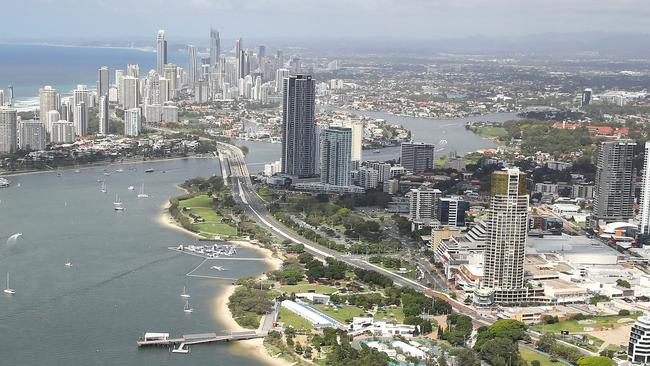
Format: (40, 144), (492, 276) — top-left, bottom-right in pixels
(455, 349), (480, 366)
(577, 356), (615, 366)
(619, 309), (631, 316)
(536, 333), (556, 353)
(437, 354), (448, 366)
(531, 361), (541, 366)
(616, 279), (631, 288)
(478, 337), (520, 366)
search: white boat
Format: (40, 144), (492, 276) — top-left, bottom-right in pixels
(114, 194), (124, 211)
(116, 168), (124, 173)
(180, 286), (191, 298)
(210, 265), (225, 271)
(137, 183), (149, 198)
(65, 258), (72, 267)
(100, 181), (107, 193)
(183, 300), (194, 313)
(4, 272), (15, 295)
(128, 186), (135, 191)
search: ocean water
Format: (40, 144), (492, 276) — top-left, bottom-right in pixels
(0, 43), (186, 101)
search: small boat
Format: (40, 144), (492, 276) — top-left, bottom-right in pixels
(74, 169), (81, 173)
(373, 149), (381, 153)
(172, 346), (190, 354)
(4, 272), (15, 295)
(183, 300), (194, 313)
(116, 168), (124, 173)
(145, 169), (154, 173)
(113, 194), (124, 211)
(137, 183), (149, 198)
(180, 286), (191, 298)
(100, 181), (107, 193)
(65, 259), (72, 268)
(128, 186), (135, 191)
(210, 266), (225, 271)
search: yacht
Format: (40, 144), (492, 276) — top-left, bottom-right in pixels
(180, 286), (191, 298)
(128, 186), (135, 191)
(183, 300), (194, 313)
(113, 194), (124, 211)
(4, 272), (15, 295)
(137, 183), (149, 198)
(145, 168), (154, 173)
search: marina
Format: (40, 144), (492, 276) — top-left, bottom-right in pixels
(173, 243), (237, 258)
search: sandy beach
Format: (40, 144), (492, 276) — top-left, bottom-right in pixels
(157, 199), (290, 366)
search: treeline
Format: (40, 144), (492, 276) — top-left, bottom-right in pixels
(228, 278), (276, 329)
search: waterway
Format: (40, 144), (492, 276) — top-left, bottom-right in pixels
(237, 110), (519, 172)
(0, 158), (270, 366)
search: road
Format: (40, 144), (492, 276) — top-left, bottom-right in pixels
(216, 141), (493, 327)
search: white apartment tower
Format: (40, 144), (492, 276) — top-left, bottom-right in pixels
(477, 168), (529, 305)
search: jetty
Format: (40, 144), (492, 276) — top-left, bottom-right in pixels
(137, 330), (265, 352)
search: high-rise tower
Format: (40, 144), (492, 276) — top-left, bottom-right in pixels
(156, 30), (167, 75)
(281, 75), (317, 178)
(593, 140), (636, 223)
(320, 127), (352, 186)
(210, 28), (220, 68)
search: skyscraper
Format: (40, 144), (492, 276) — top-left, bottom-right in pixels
(51, 121), (75, 143)
(478, 168), (529, 305)
(408, 183), (442, 222)
(115, 69), (125, 106)
(124, 108), (141, 137)
(39, 85), (59, 122)
(97, 66), (109, 97)
(641, 143), (650, 235)
(0, 106), (17, 153)
(210, 28), (220, 68)
(18, 120), (46, 151)
(258, 45), (266, 64)
(281, 75), (317, 178)
(275, 68), (289, 93)
(187, 45), (198, 85)
(350, 121), (363, 162)
(156, 30), (167, 75)
(235, 38), (243, 79)
(98, 95), (109, 135)
(73, 102), (88, 136)
(401, 141), (435, 174)
(593, 140), (636, 223)
(320, 127), (352, 186)
(581, 88), (592, 107)
(122, 76), (139, 110)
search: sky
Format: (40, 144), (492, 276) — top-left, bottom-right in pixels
(2, 0), (650, 42)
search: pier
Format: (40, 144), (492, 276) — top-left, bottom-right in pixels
(137, 330), (265, 351)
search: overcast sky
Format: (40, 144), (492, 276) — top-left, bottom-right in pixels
(3, 0), (650, 41)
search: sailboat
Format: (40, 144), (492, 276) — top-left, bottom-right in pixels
(100, 181), (107, 193)
(4, 272), (15, 295)
(183, 300), (194, 313)
(180, 286), (191, 298)
(113, 194), (124, 211)
(137, 183), (149, 198)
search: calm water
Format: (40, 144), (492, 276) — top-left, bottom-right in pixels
(0, 158), (269, 366)
(0, 43), (186, 100)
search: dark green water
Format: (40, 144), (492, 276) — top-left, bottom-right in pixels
(0, 158), (269, 366)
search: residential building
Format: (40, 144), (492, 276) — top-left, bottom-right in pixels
(98, 95), (109, 135)
(439, 196), (469, 229)
(629, 314), (650, 364)
(281, 75), (317, 178)
(642, 142), (650, 235)
(51, 121), (75, 143)
(401, 141), (434, 174)
(408, 183), (442, 222)
(320, 127), (352, 186)
(0, 107), (18, 153)
(97, 66), (109, 97)
(156, 30), (167, 75)
(594, 140), (636, 223)
(18, 120), (46, 151)
(476, 168), (529, 305)
(124, 108), (141, 137)
(39, 85), (59, 123)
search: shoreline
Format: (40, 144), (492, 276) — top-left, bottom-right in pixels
(156, 197), (290, 366)
(0, 155), (211, 178)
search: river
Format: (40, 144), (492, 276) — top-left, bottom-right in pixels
(0, 158), (270, 366)
(237, 109), (519, 172)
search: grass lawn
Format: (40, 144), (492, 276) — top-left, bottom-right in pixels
(519, 345), (560, 366)
(279, 282), (339, 295)
(257, 188), (278, 202)
(178, 195), (238, 237)
(278, 307), (314, 330)
(314, 305), (367, 324)
(477, 126), (508, 138)
(531, 314), (638, 334)
(375, 306), (405, 323)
